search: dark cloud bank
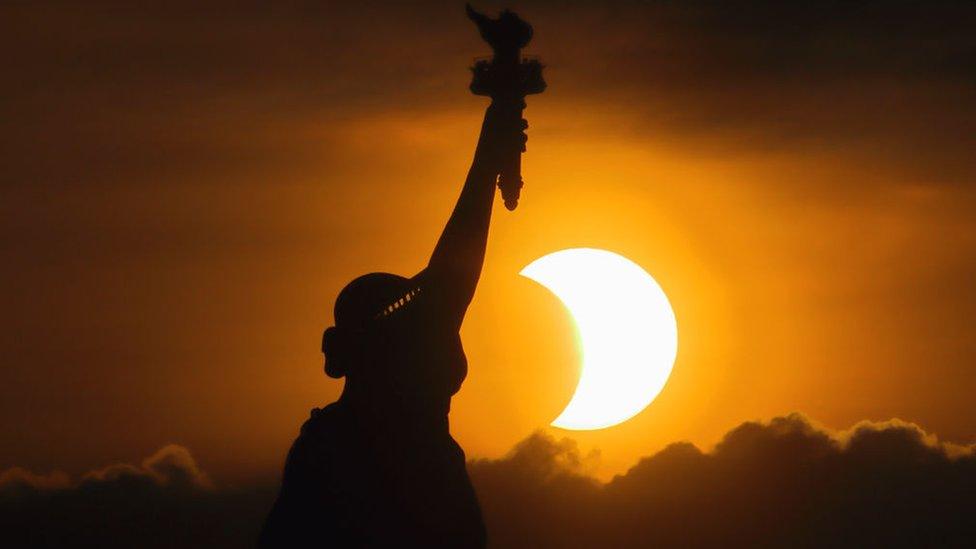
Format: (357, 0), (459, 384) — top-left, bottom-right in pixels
(3, 414), (974, 548)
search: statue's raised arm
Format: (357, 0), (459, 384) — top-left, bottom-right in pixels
(422, 101), (528, 327)
(419, 5), (543, 326)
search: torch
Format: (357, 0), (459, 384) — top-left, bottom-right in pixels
(466, 4), (546, 211)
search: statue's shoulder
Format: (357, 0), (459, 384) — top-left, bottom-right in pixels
(285, 403), (347, 464)
(299, 402), (347, 436)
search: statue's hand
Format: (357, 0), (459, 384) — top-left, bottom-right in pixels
(475, 101), (528, 170)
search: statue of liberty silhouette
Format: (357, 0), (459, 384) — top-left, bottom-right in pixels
(259, 6), (541, 547)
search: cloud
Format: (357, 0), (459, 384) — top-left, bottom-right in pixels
(3, 1), (974, 190)
(541, 1), (976, 188)
(77, 444), (214, 490)
(3, 416), (974, 548)
(0, 468), (71, 495)
(469, 414), (976, 548)
(0, 444), (272, 549)
(1, 444), (213, 495)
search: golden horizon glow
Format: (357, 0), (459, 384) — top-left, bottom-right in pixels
(520, 248), (678, 430)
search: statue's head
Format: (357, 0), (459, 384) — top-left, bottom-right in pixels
(466, 3), (533, 54)
(321, 272), (410, 379)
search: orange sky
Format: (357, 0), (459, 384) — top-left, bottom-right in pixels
(2, 1), (976, 482)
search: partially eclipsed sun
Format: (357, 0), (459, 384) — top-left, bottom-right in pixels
(520, 248), (678, 430)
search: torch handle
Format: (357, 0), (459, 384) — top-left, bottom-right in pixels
(494, 98), (525, 211)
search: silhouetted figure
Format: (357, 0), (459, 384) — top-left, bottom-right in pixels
(258, 101), (527, 548)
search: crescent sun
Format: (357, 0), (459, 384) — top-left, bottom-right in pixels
(520, 248), (678, 430)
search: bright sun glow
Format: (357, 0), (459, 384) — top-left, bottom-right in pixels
(521, 248), (678, 430)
